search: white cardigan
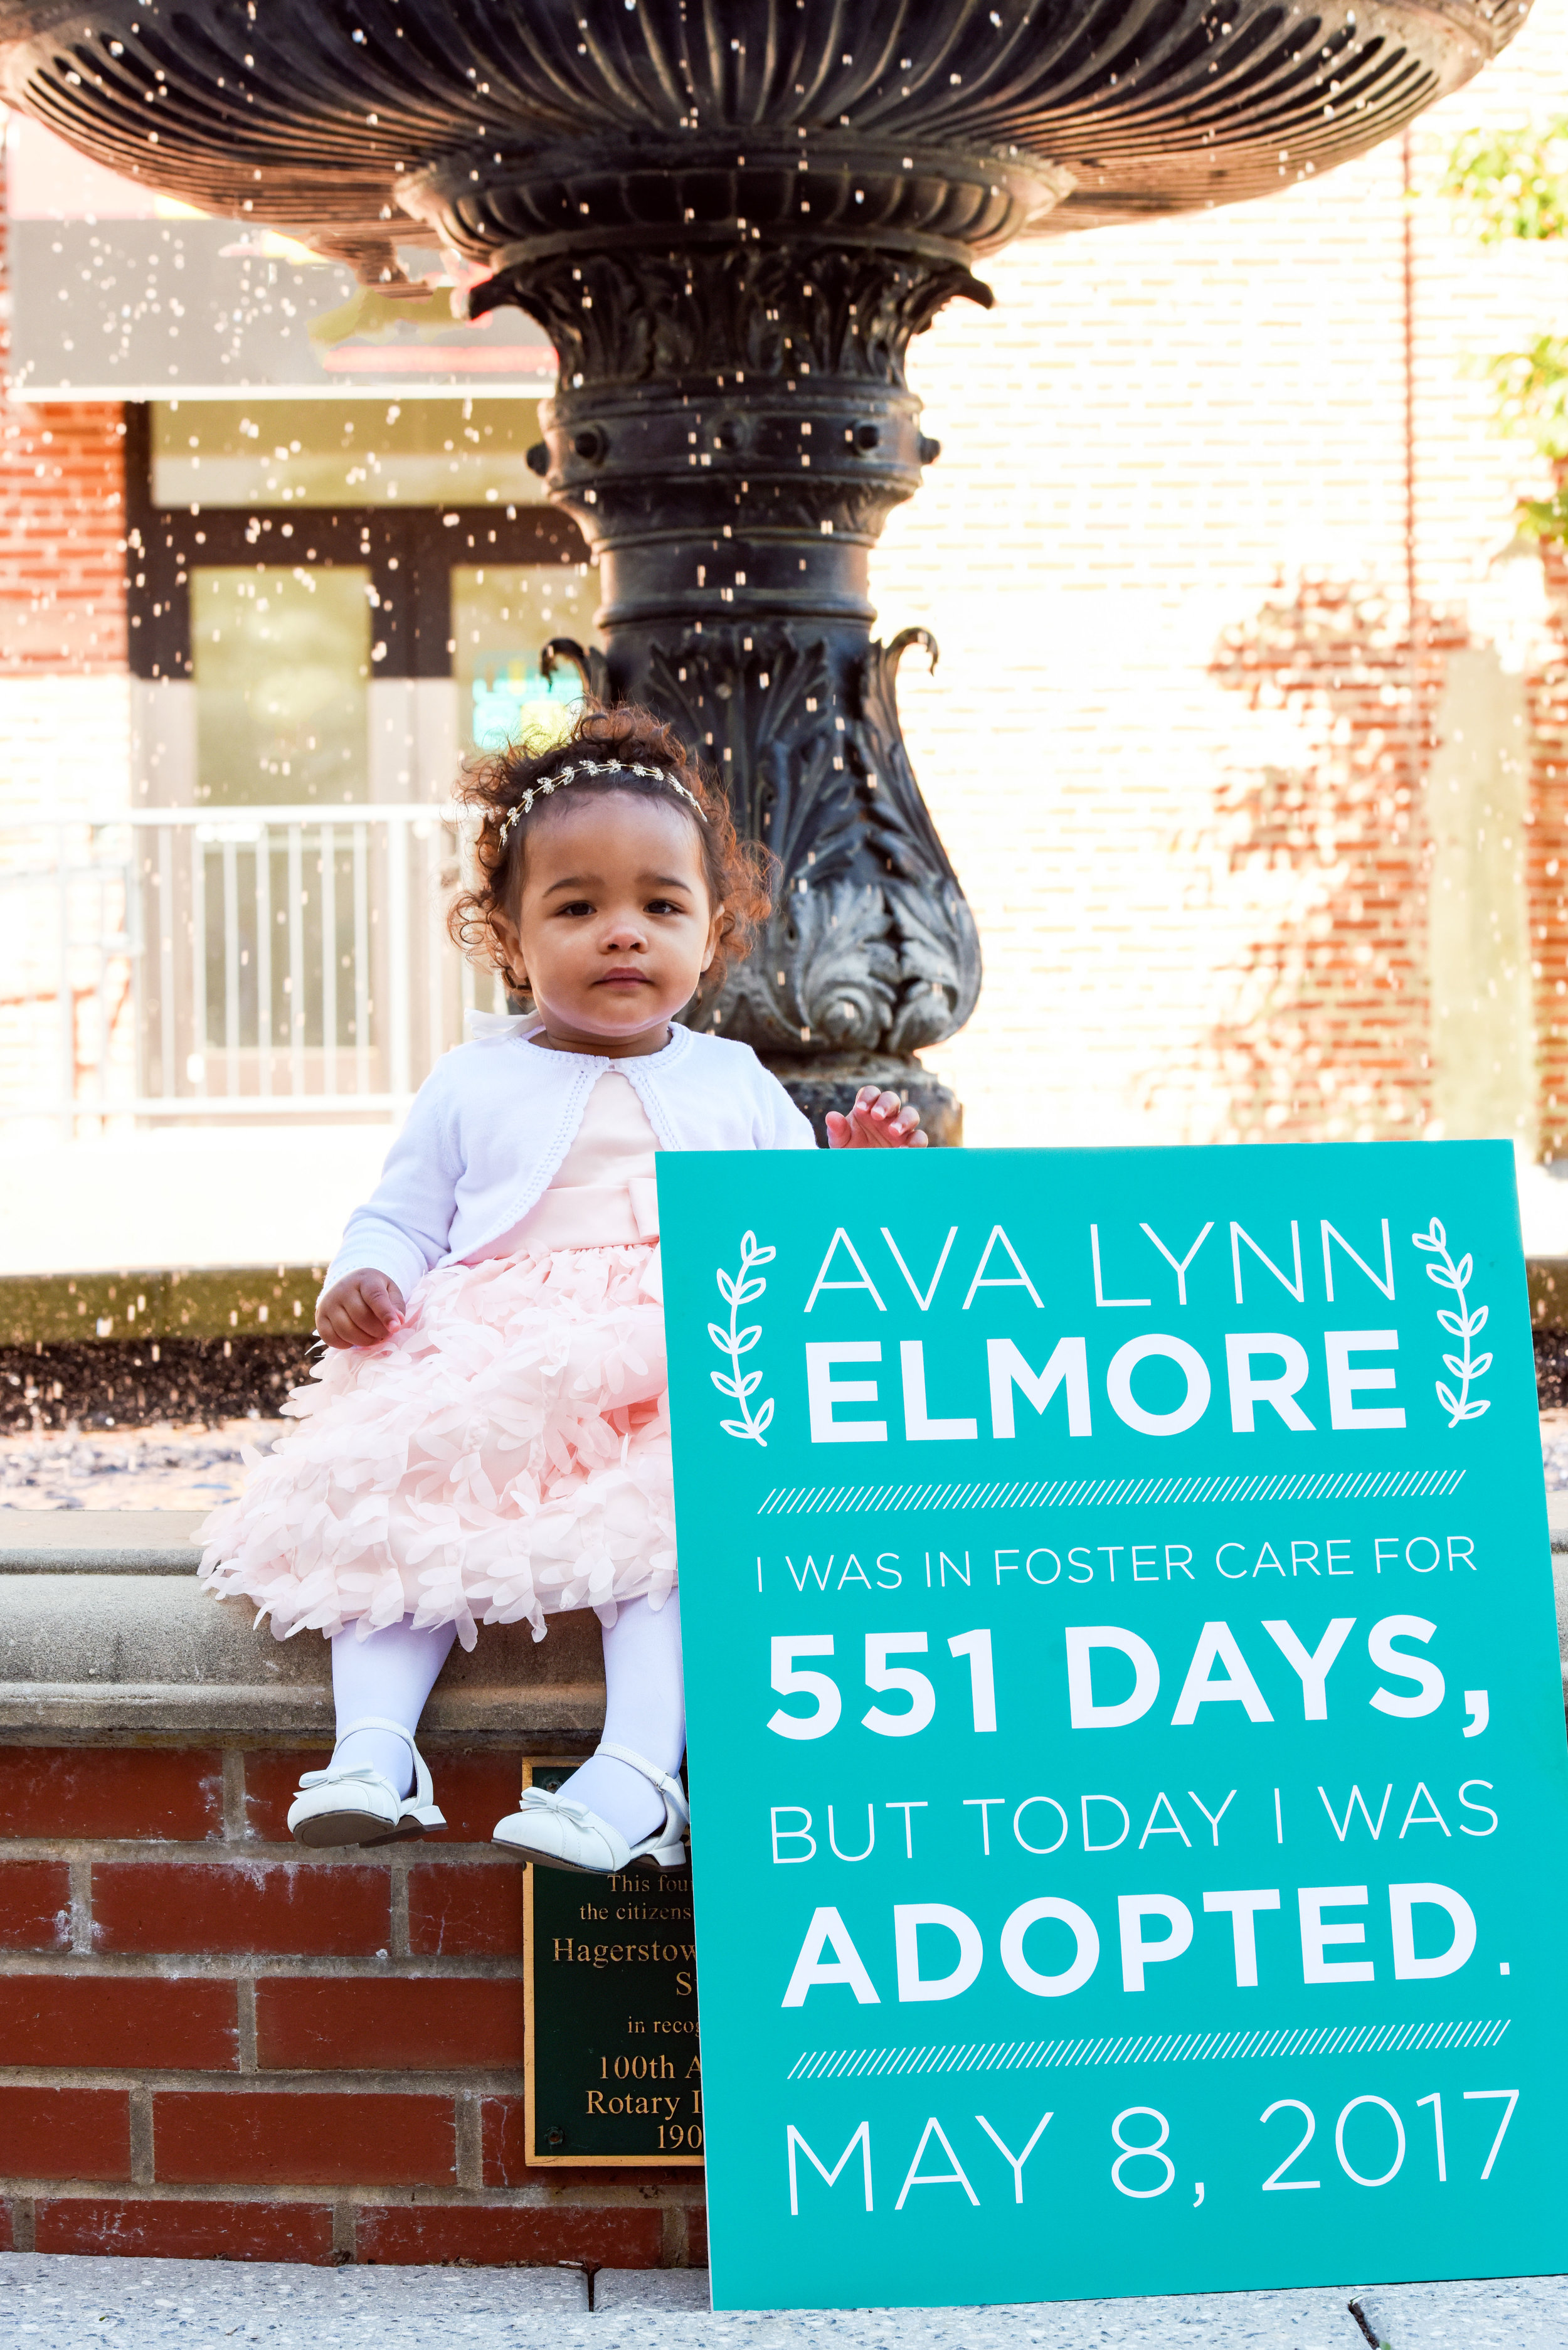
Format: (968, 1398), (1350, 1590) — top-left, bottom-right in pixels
(326, 1018), (818, 1302)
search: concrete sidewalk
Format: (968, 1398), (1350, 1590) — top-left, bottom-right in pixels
(2, 2258), (1565, 2349)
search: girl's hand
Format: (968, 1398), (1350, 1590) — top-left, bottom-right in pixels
(316, 1270), (406, 1349)
(825, 1086), (929, 1150)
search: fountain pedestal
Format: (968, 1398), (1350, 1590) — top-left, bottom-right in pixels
(467, 215), (1022, 1137)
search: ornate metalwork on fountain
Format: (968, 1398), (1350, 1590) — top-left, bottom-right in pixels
(474, 233), (979, 614)
(540, 620), (979, 1142)
(0, 4), (1528, 288)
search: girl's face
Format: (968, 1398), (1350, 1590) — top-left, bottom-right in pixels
(492, 789), (724, 1056)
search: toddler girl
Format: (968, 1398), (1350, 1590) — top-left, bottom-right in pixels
(198, 703), (926, 1875)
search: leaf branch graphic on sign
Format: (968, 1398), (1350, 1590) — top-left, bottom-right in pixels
(1412, 1218), (1492, 1427)
(711, 1230), (777, 1445)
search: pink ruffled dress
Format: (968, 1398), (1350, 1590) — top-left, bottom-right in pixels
(197, 1071), (673, 1649)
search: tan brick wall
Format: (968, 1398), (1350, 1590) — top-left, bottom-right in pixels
(0, 137), (132, 1132)
(0, 673), (135, 1135)
(886, 0), (1568, 1152)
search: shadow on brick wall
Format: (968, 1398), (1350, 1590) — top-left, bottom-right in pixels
(1148, 573), (1468, 1142)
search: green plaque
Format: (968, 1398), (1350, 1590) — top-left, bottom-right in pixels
(522, 1762), (703, 2166)
(658, 1140), (1568, 2309)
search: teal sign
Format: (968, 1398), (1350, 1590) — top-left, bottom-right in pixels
(657, 1141), (1568, 2312)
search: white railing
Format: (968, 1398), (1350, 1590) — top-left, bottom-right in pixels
(0, 805), (502, 1137)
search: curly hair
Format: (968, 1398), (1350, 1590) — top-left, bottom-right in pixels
(447, 701), (772, 1010)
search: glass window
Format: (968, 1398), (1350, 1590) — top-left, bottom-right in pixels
(153, 397), (550, 508)
(452, 565), (598, 753)
(193, 566), (370, 805)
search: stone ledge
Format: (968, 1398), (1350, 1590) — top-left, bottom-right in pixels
(0, 1509), (205, 1572)
(0, 1679), (607, 1737)
(0, 1514), (607, 1740)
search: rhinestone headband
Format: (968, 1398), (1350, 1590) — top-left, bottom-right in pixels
(494, 758), (706, 848)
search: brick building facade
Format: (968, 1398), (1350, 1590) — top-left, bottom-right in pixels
(4, 6), (1568, 1183)
(881, 0), (1568, 1163)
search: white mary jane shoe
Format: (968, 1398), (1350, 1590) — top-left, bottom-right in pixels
(492, 1739), (689, 1876)
(287, 1715), (447, 1849)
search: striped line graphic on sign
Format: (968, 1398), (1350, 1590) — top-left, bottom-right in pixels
(756, 1467), (1467, 1517)
(783, 2017), (1510, 2082)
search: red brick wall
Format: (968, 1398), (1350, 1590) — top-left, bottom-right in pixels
(1528, 528), (1568, 1160)
(1158, 578), (1472, 1143)
(0, 1738), (704, 2268)
(0, 147), (126, 674)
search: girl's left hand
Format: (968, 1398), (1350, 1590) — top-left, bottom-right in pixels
(825, 1085), (929, 1149)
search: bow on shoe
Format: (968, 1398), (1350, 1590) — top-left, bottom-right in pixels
(516, 1788), (595, 1824)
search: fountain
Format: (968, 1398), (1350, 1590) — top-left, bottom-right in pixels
(0, 0), (1529, 1135)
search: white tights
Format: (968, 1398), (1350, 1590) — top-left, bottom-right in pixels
(331, 1617), (458, 1797)
(327, 1592), (686, 1842)
(559, 1592), (686, 1844)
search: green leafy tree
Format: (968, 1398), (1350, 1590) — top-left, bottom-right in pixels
(1443, 120), (1568, 535)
